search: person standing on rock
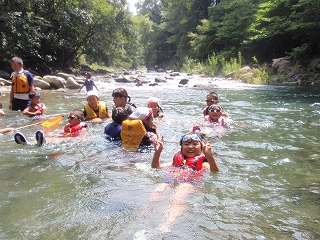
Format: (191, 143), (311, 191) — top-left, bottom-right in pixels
(78, 72), (99, 93)
(9, 57), (35, 111)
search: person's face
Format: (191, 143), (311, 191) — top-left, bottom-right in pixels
(67, 114), (81, 126)
(113, 95), (126, 107)
(30, 97), (40, 105)
(87, 95), (98, 107)
(206, 96), (218, 106)
(148, 102), (159, 116)
(208, 107), (222, 120)
(181, 138), (202, 158)
(11, 61), (22, 72)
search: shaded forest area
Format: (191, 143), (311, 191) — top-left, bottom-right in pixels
(0, 0), (319, 80)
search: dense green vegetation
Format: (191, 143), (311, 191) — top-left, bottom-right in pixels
(1, 0), (319, 80)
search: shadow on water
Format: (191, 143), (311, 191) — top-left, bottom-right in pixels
(0, 73), (319, 239)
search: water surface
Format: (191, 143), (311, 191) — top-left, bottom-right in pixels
(0, 72), (319, 239)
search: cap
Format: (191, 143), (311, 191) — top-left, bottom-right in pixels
(86, 90), (99, 99)
(129, 107), (153, 121)
(147, 97), (160, 106)
(29, 92), (40, 98)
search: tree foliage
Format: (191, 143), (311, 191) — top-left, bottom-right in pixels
(0, 0), (136, 73)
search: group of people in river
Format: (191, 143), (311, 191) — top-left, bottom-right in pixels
(0, 56), (233, 175)
(0, 56), (234, 232)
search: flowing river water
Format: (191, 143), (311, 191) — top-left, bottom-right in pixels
(0, 72), (319, 239)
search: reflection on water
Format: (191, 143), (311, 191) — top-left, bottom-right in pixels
(0, 73), (319, 239)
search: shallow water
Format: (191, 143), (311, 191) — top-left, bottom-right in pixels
(0, 72), (319, 239)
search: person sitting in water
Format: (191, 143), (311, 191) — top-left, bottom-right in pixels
(147, 97), (164, 119)
(22, 92), (46, 117)
(78, 72), (99, 93)
(14, 110), (88, 146)
(121, 107), (157, 151)
(83, 90), (111, 123)
(104, 107), (128, 141)
(203, 92), (230, 117)
(112, 88), (137, 115)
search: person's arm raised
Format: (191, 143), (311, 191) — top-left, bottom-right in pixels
(202, 138), (220, 172)
(151, 135), (164, 168)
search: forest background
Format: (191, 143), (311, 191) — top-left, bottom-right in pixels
(0, 0), (319, 84)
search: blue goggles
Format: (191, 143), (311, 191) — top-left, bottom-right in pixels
(180, 134), (202, 144)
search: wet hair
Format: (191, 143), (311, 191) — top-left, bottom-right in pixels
(208, 104), (222, 112)
(207, 92), (218, 100)
(11, 57), (23, 65)
(112, 88), (131, 102)
(70, 109), (84, 121)
(85, 72), (92, 78)
(28, 91), (40, 99)
(112, 107), (128, 124)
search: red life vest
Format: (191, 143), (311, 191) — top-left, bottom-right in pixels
(63, 123), (87, 137)
(172, 152), (206, 171)
(32, 104), (44, 115)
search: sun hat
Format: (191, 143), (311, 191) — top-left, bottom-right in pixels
(86, 90), (99, 99)
(129, 107), (153, 121)
(147, 97), (160, 106)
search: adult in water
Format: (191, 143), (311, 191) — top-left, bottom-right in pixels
(9, 57), (35, 111)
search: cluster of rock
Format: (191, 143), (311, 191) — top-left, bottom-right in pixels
(0, 70), (190, 90)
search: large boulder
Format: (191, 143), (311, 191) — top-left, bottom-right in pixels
(0, 78), (11, 86)
(114, 76), (134, 83)
(272, 57), (291, 74)
(34, 77), (51, 89)
(65, 77), (81, 89)
(43, 75), (66, 89)
(57, 72), (77, 80)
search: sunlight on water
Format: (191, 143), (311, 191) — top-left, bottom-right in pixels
(0, 72), (319, 239)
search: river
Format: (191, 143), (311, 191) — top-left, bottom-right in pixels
(0, 72), (319, 239)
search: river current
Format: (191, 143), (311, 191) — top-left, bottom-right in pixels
(0, 72), (319, 239)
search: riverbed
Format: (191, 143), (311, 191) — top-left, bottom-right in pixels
(0, 72), (319, 239)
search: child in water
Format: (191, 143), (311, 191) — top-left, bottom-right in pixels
(152, 129), (219, 173)
(147, 97), (164, 119)
(104, 107), (128, 141)
(140, 127), (219, 232)
(14, 109), (87, 146)
(83, 90), (111, 123)
(22, 92), (46, 117)
(204, 104), (228, 126)
(203, 92), (230, 117)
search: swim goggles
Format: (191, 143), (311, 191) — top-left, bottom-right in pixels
(180, 134), (202, 143)
(209, 108), (221, 113)
(68, 115), (78, 120)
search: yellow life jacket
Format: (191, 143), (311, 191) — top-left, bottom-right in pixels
(121, 119), (147, 151)
(84, 101), (107, 120)
(12, 72), (30, 93)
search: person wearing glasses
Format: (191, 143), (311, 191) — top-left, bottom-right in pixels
(14, 110), (87, 146)
(204, 104), (227, 126)
(112, 88), (137, 115)
(203, 92), (229, 117)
